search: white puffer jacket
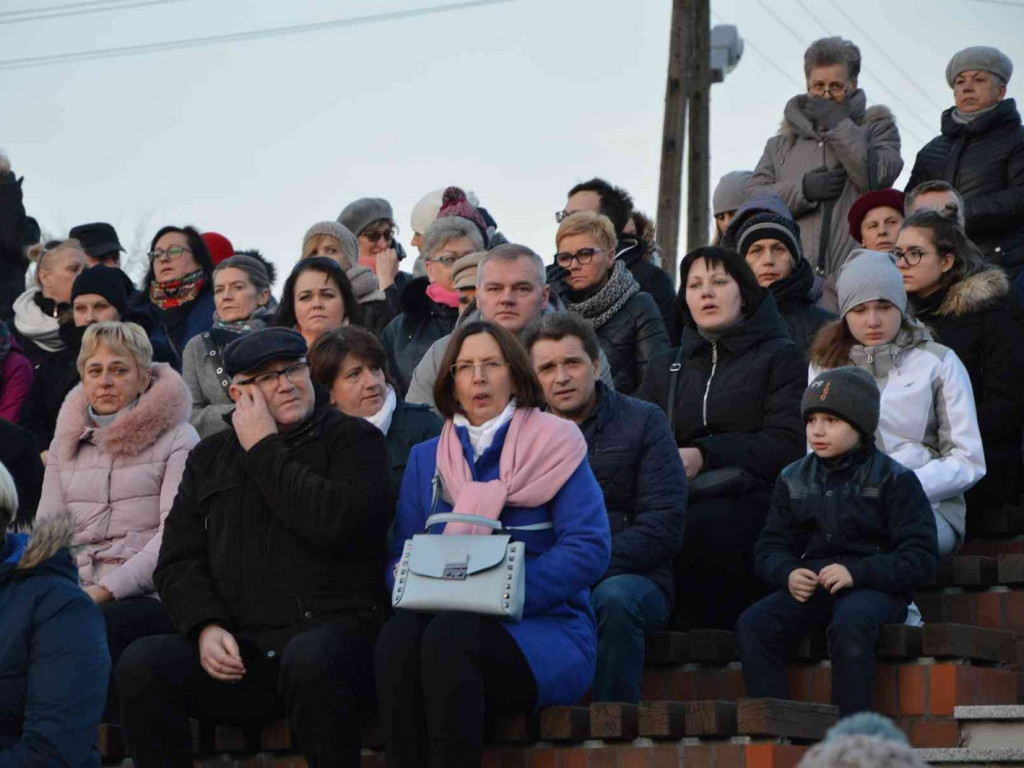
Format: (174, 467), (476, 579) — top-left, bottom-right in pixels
(811, 328), (986, 545)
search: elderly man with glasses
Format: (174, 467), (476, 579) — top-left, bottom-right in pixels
(748, 36), (903, 312)
(116, 326), (393, 768)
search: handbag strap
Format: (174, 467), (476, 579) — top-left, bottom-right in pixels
(423, 513), (554, 533)
(666, 346), (685, 434)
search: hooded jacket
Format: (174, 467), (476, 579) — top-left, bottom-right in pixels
(637, 293), (807, 485)
(35, 363), (199, 599)
(755, 440), (938, 602)
(749, 90), (903, 301)
(810, 327), (986, 544)
(907, 99), (1024, 278)
(0, 516), (109, 766)
(767, 258), (837, 353)
(909, 267), (1024, 510)
(381, 276), (459, 396)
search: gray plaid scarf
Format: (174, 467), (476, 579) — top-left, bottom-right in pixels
(565, 260), (639, 329)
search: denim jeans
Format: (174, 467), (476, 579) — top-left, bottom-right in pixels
(735, 586), (907, 715)
(590, 574), (671, 703)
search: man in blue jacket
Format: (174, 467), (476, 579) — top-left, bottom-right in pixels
(525, 312), (687, 703)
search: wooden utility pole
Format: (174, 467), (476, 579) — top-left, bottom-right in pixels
(686, 0), (711, 253)
(655, 0), (692, 279)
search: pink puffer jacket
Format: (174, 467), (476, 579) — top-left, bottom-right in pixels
(36, 363), (199, 599)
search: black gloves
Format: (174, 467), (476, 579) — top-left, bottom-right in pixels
(804, 97), (850, 130)
(802, 167), (847, 202)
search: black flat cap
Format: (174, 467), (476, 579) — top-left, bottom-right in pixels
(69, 222), (124, 258)
(223, 327), (307, 378)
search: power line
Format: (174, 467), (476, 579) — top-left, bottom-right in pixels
(0, 0), (510, 70)
(0, 0), (188, 26)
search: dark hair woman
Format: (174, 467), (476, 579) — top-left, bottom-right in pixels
(309, 325), (441, 497)
(894, 210), (1023, 527)
(375, 320), (611, 768)
(638, 246), (806, 630)
(273, 257), (362, 349)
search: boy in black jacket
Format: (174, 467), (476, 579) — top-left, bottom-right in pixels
(735, 366), (938, 715)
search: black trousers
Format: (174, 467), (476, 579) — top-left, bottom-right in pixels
(115, 620), (376, 768)
(374, 611), (538, 768)
(100, 597), (176, 722)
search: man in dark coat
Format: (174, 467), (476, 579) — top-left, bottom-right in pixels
(115, 328), (393, 768)
(526, 312), (687, 703)
(0, 419), (44, 530)
(0, 155), (40, 323)
(552, 178), (677, 340)
(907, 46), (1024, 282)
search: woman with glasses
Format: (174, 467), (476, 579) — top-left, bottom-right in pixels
(749, 36), (902, 312)
(339, 197), (412, 316)
(381, 194), (487, 395)
(895, 209), (1024, 522)
(810, 249), (985, 555)
(181, 255), (273, 439)
(128, 225), (216, 370)
(375, 320), (610, 768)
(35, 321), (198, 718)
(274, 257), (362, 349)
(557, 212), (669, 394)
(310, 325), (440, 497)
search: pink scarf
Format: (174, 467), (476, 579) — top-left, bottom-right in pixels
(437, 407), (587, 535)
(426, 282), (460, 309)
(359, 254), (376, 272)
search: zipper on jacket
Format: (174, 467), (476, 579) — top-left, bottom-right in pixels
(702, 343), (718, 427)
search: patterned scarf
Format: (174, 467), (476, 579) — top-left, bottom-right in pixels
(564, 260), (640, 330)
(149, 269), (206, 310)
(209, 306), (271, 346)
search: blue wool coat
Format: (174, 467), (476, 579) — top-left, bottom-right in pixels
(131, 286), (216, 370)
(388, 420), (611, 707)
(0, 532), (109, 767)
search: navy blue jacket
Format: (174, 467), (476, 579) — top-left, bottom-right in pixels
(579, 384), (687, 602)
(0, 526), (109, 766)
(755, 441), (939, 601)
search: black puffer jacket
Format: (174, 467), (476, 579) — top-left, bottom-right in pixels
(909, 267), (1024, 512)
(0, 173), (39, 324)
(907, 99), (1024, 278)
(617, 236), (678, 343)
(381, 277), (458, 397)
(637, 293), (806, 485)
(768, 258), (837, 353)
(756, 441), (938, 602)
(385, 397), (441, 499)
(154, 392), (393, 654)
(580, 384), (687, 603)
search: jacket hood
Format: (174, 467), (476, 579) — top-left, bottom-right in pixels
(681, 290), (790, 358)
(941, 97), (1021, 137)
(615, 235), (647, 267)
(0, 513), (77, 582)
(936, 267), (1011, 317)
(768, 257), (817, 310)
(54, 361), (191, 463)
(399, 276), (456, 319)
(723, 192), (793, 247)
(780, 90), (892, 139)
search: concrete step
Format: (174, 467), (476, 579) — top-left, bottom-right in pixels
(955, 705), (1024, 750)
(918, 747), (1024, 765)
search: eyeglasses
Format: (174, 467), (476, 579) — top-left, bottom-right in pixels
(360, 228), (395, 245)
(555, 210), (571, 224)
(236, 360), (309, 389)
(808, 82), (848, 97)
(428, 253), (462, 267)
(890, 247), (934, 267)
(148, 245), (192, 262)
(555, 247), (605, 268)
(450, 360), (506, 379)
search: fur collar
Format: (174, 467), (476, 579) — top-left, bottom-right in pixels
(936, 268), (1010, 318)
(54, 362), (191, 463)
(18, 513), (75, 571)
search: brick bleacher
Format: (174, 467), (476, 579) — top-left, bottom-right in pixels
(98, 507), (1024, 767)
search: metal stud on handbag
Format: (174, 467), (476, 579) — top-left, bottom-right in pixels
(391, 513), (552, 622)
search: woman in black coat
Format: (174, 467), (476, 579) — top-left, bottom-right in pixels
(309, 325), (441, 498)
(896, 209), (1024, 524)
(638, 247), (806, 630)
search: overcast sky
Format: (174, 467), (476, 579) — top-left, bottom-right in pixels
(2, 0), (1021, 287)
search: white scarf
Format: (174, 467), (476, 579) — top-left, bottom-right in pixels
(12, 287), (63, 353)
(454, 398), (516, 461)
(364, 385), (398, 436)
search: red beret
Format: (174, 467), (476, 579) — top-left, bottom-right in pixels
(848, 189), (905, 243)
(201, 231), (234, 266)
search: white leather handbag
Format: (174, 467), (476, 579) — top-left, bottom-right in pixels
(391, 513), (552, 622)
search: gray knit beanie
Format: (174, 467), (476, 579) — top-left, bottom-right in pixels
(946, 46), (1013, 87)
(736, 212), (803, 263)
(338, 198), (394, 237)
(302, 221), (359, 268)
(802, 366), (880, 438)
(837, 249), (907, 319)
(713, 170), (753, 215)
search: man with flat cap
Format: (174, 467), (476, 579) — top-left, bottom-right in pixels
(115, 327), (394, 768)
(70, 222), (125, 268)
(908, 46), (1024, 293)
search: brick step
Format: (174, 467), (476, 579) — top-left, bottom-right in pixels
(962, 537), (1024, 558)
(970, 506), (1024, 537)
(915, 588), (1024, 635)
(922, 556), (1002, 590)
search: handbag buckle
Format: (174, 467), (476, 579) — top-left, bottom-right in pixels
(443, 553), (469, 581)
